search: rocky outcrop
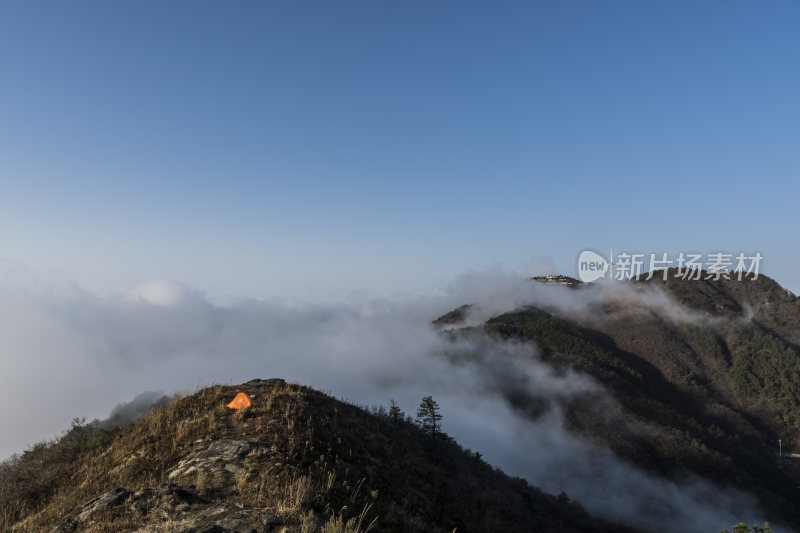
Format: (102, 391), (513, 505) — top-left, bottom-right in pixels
(77, 487), (133, 521)
(49, 439), (288, 533)
(168, 439), (279, 481)
(48, 488), (133, 532)
(50, 481), (283, 533)
(168, 439), (253, 480)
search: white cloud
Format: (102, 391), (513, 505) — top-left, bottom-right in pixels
(128, 279), (193, 307)
(0, 268), (771, 532)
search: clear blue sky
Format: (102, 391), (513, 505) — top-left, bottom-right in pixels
(1, 1), (799, 299)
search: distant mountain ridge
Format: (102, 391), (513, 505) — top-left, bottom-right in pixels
(436, 269), (800, 528)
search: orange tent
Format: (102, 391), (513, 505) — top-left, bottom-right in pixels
(227, 392), (253, 410)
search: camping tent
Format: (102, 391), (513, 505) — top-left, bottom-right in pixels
(226, 392), (253, 410)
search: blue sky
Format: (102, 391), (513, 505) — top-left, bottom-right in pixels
(1, 1), (799, 299)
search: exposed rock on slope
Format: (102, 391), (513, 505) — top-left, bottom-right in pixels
(6, 379), (637, 533)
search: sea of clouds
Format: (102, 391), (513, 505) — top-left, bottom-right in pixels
(0, 266), (769, 532)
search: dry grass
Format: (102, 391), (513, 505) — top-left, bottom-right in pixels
(2, 378), (633, 533)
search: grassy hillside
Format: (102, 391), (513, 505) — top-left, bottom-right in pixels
(1, 379), (636, 533)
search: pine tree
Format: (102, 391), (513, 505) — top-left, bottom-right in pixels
(388, 399), (404, 423)
(416, 395), (442, 439)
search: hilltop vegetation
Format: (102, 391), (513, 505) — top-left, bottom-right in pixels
(1, 379), (635, 533)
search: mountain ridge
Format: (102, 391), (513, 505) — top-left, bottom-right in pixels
(436, 270), (800, 528)
(1, 379), (637, 533)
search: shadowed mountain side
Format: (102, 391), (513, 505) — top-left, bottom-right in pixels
(435, 273), (800, 528)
